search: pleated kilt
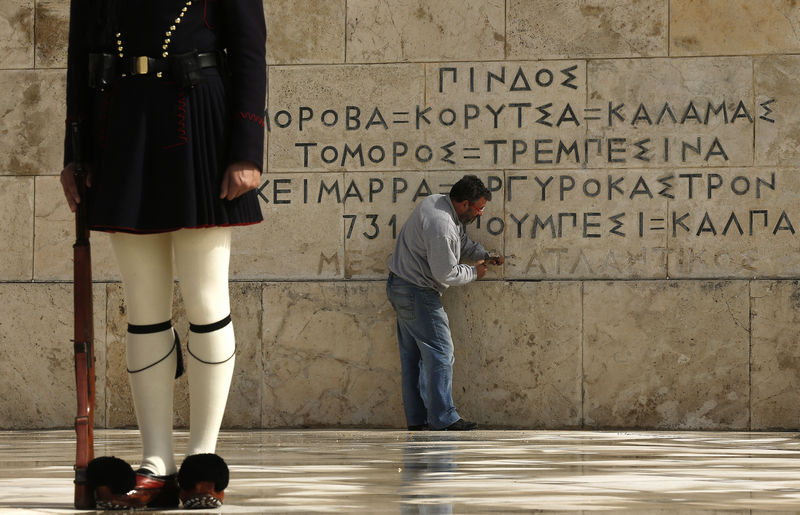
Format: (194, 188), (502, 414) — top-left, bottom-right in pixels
(87, 68), (263, 234)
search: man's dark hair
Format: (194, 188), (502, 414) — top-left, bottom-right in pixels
(449, 175), (491, 203)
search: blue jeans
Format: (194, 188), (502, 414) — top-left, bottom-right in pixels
(386, 273), (460, 429)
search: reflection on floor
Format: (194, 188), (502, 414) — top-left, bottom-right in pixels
(2, 430), (800, 513)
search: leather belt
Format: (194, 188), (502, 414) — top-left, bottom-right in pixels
(119, 52), (220, 77)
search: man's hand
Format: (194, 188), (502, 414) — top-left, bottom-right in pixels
(486, 254), (505, 265)
(476, 254), (505, 279)
(220, 161), (260, 200)
(60, 162), (92, 213)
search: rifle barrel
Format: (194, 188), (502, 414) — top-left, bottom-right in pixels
(70, 122), (95, 510)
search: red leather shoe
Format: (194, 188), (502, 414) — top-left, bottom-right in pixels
(88, 457), (178, 510)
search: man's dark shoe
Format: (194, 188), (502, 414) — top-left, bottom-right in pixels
(407, 424), (429, 431)
(438, 418), (477, 431)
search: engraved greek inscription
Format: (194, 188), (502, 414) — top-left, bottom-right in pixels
(519, 247), (667, 276)
(318, 251), (339, 275)
(263, 59), (788, 279)
(759, 98), (775, 123)
(436, 64), (580, 94)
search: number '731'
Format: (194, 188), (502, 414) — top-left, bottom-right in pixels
(343, 214), (398, 240)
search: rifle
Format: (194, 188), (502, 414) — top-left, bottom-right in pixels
(70, 121), (95, 509)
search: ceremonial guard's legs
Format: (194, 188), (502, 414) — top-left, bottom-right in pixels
(89, 227), (233, 509)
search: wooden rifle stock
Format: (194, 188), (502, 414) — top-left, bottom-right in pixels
(70, 122), (95, 509)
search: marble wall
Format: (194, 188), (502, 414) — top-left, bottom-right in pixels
(2, 0), (800, 430)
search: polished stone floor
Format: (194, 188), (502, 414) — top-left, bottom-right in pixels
(2, 430), (800, 513)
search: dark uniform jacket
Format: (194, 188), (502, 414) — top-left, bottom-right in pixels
(64, 0), (266, 233)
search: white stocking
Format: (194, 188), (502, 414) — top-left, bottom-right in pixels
(173, 227), (235, 456)
(110, 232), (177, 476)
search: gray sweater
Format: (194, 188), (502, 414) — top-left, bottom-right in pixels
(388, 194), (489, 294)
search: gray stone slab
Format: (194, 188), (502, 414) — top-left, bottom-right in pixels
(755, 55), (800, 167)
(0, 283), (106, 429)
(265, 0), (345, 64)
(346, 0), (504, 63)
(584, 281), (750, 429)
(424, 61), (587, 171)
(34, 176), (119, 282)
(0, 0), (34, 69)
(0, 70), (65, 175)
(0, 176), (33, 280)
(587, 57), (754, 169)
(230, 173), (345, 280)
(751, 280), (800, 430)
(34, 0), (68, 69)
(507, 0), (668, 59)
(267, 61), (590, 173)
(267, 64), (426, 173)
(446, 281), (583, 428)
(261, 281), (403, 428)
(505, 170), (669, 280)
(671, 0), (800, 56)
(667, 168), (800, 279)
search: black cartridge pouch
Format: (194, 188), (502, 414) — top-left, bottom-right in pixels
(87, 52), (117, 89)
(170, 50), (204, 89)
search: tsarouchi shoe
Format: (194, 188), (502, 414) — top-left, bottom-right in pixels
(87, 456), (179, 510)
(178, 453), (229, 509)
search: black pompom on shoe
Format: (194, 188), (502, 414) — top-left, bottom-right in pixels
(178, 453), (229, 509)
(87, 456), (136, 495)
